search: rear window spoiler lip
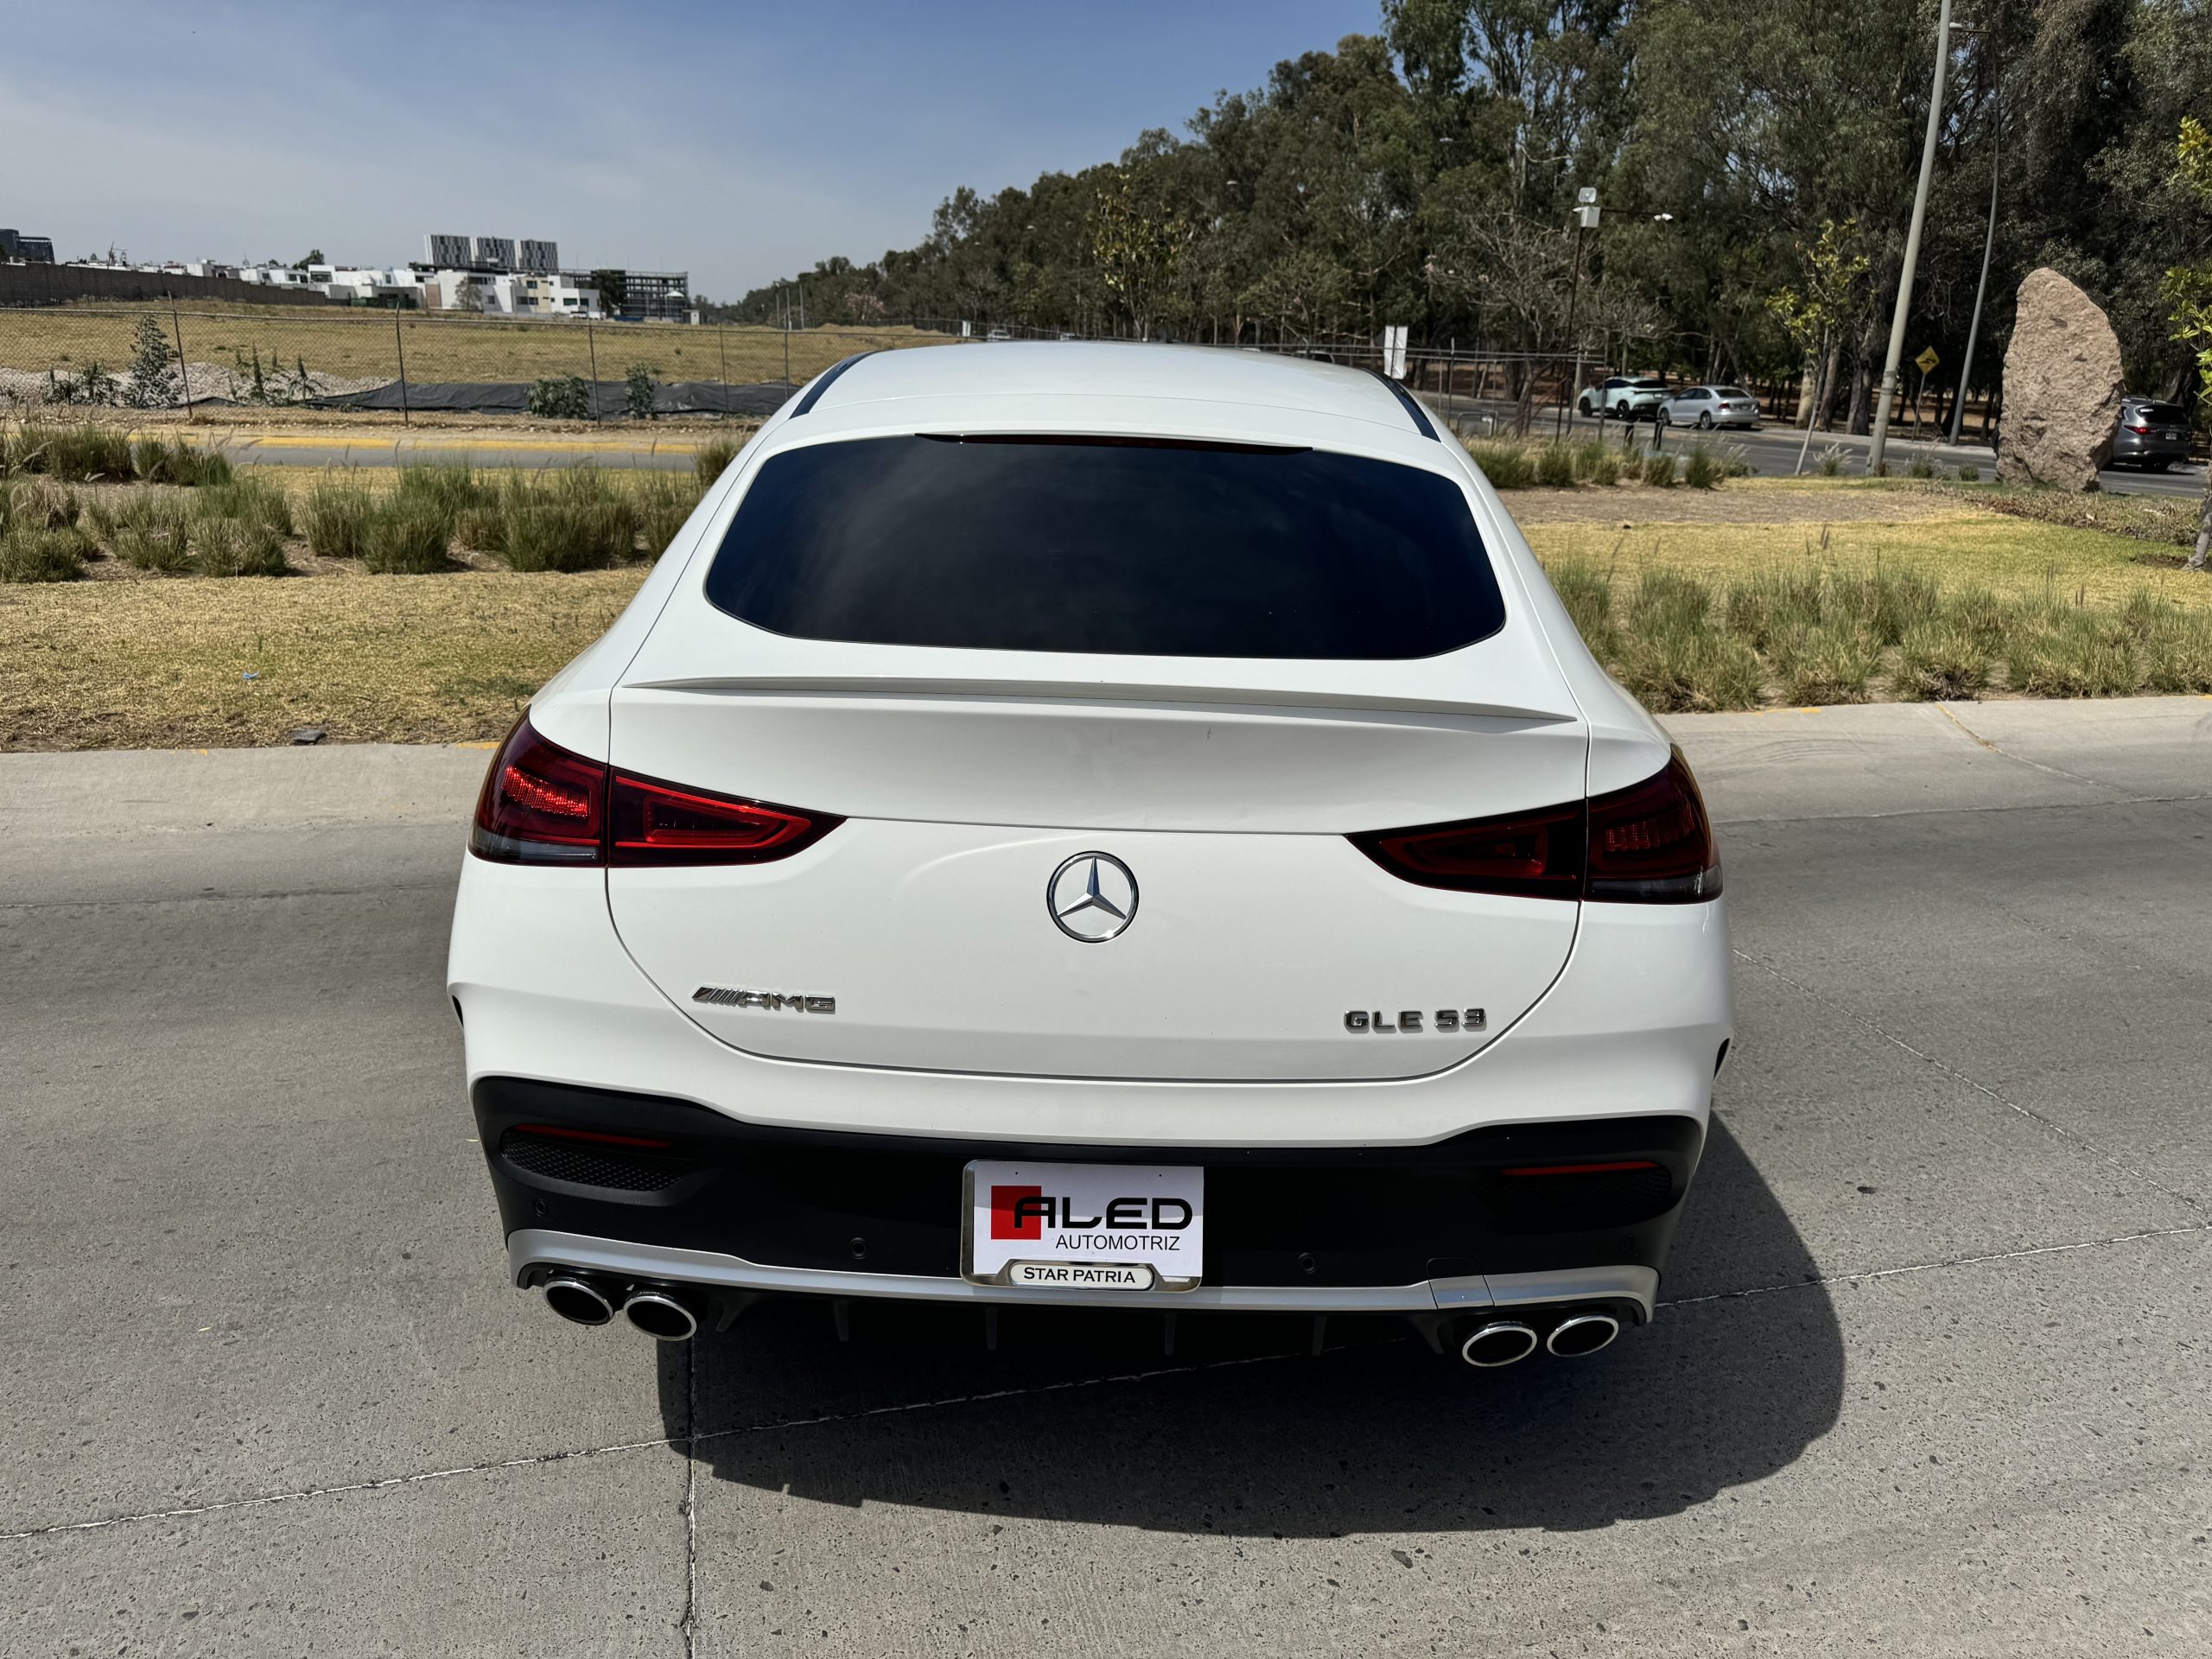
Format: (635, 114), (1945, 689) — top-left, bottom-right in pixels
(622, 674), (1579, 727)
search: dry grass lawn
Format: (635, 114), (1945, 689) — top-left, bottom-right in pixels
(0, 570), (645, 750)
(0, 305), (940, 389)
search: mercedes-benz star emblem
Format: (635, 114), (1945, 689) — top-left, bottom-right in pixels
(1046, 852), (1139, 943)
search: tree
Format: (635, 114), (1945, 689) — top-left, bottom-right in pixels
(1767, 219), (1872, 473)
(294, 249), (325, 269)
(2162, 117), (2212, 570)
(590, 268), (628, 316)
(124, 315), (181, 408)
(622, 363), (658, 420)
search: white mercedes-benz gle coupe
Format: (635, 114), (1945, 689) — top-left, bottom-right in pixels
(448, 343), (1733, 1369)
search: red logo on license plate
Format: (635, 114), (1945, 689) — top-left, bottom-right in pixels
(990, 1185), (1045, 1240)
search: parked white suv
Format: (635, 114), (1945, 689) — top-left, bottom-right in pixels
(448, 343), (1734, 1370)
(1576, 374), (1669, 422)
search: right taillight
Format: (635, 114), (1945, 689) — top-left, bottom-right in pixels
(470, 714), (841, 868)
(1350, 747), (1720, 905)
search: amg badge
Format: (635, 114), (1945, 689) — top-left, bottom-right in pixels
(693, 986), (836, 1014)
(1344, 1007), (1485, 1033)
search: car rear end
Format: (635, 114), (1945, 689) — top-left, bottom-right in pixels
(447, 345), (1733, 1369)
(1713, 386), (1761, 428)
(2112, 400), (2192, 470)
(1615, 377), (1669, 422)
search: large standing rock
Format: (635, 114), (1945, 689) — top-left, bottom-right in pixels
(1997, 268), (2126, 490)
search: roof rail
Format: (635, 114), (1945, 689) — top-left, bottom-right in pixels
(789, 350), (879, 416)
(1365, 368), (1439, 441)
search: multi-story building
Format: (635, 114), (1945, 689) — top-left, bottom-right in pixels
(588, 269), (691, 321)
(424, 232), (474, 268)
(0, 228), (56, 263)
(518, 238), (559, 274)
(469, 235), (517, 271)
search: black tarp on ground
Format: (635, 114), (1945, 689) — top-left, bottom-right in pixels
(315, 379), (796, 417)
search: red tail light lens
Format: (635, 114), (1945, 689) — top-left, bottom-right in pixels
(1350, 800), (1585, 899)
(1586, 748), (1721, 902)
(1350, 747), (1720, 905)
(472, 715), (607, 864)
(608, 772), (841, 866)
(470, 714), (841, 868)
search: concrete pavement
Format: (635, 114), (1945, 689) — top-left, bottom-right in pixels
(4, 699), (2209, 1655)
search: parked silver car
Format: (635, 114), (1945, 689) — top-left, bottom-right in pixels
(1656, 385), (1761, 430)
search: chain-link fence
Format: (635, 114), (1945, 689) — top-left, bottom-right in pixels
(0, 304), (957, 420)
(0, 302), (1820, 433)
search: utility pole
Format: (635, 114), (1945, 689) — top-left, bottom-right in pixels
(1868, 0), (1954, 474)
(1556, 188), (1599, 440)
(1950, 24), (1998, 447)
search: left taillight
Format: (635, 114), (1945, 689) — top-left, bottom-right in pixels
(471, 715), (607, 865)
(471, 714), (842, 868)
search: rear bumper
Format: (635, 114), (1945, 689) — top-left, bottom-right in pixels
(476, 1076), (1700, 1318)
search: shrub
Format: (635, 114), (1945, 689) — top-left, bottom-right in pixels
(1891, 620), (1994, 701)
(1681, 443), (1721, 490)
(527, 375), (594, 420)
(302, 476), (373, 559)
(1956, 463), (1980, 481)
(1907, 455), (1936, 480)
(1544, 558), (1618, 658)
(623, 364), (659, 420)
(1770, 623), (1878, 704)
(193, 514), (288, 577)
(124, 317), (182, 408)
(2004, 612), (2141, 698)
(362, 497), (454, 574)
(1817, 446), (1846, 477)
(0, 524), (87, 582)
(2142, 616), (2212, 694)
(694, 435), (740, 487)
(1, 477), (79, 531)
(1641, 451), (1678, 487)
(498, 470), (639, 571)
(1535, 443), (1577, 487)
(197, 475), (293, 539)
(1615, 625), (1764, 712)
(1465, 440), (1537, 490)
(131, 435), (231, 486)
(1571, 441), (1621, 486)
(105, 497), (193, 571)
(11, 421), (135, 481)
(393, 463), (491, 532)
(635, 473), (704, 553)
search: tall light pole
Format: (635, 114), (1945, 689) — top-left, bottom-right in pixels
(1949, 21), (1997, 447)
(1867, 0), (1954, 475)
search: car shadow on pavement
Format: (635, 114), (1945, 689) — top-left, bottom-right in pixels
(656, 1115), (1842, 1536)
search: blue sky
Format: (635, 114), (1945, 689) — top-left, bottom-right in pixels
(3, 1), (1380, 300)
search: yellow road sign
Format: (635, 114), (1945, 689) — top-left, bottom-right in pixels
(1915, 346), (1941, 374)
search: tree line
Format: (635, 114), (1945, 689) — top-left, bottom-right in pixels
(709, 0), (2210, 436)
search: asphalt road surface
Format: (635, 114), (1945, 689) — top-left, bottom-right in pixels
(5, 699), (2210, 1656)
(1435, 401), (2209, 499)
(203, 416), (2209, 499)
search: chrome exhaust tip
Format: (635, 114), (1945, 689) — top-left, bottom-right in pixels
(622, 1287), (699, 1343)
(543, 1274), (617, 1327)
(1459, 1320), (1540, 1368)
(1546, 1313), (1621, 1357)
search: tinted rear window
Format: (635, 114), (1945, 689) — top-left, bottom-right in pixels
(702, 435), (1505, 659)
(2136, 404), (2187, 426)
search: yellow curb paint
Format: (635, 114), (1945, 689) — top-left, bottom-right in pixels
(454, 741), (498, 750)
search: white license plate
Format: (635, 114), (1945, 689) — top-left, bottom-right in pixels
(963, 1160), (1203, 1290)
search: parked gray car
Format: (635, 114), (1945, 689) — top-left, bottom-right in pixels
(1656, 385), (1761, 430)
(2110, 397), (2193, 472)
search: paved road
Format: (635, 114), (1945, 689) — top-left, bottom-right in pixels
(1438, 400), (2208, 498)
(5, 700), (2210, 1655)
(157, 410), (2211, 499)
